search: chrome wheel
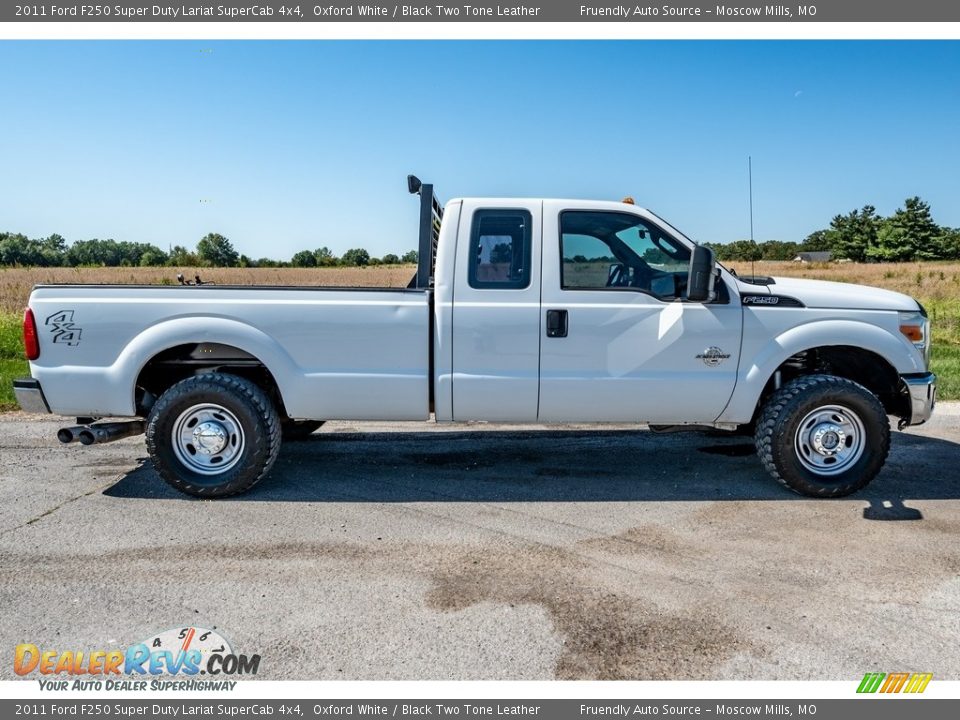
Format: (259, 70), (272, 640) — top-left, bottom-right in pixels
(171, 403), (245, 475)
(794, 404), (865, 476)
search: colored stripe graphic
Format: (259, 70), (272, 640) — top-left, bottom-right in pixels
(882, 673), (909, 693)
(857, 672), (932, 694)
(857, 673), (885, 693)
(905, 673), (933, 693)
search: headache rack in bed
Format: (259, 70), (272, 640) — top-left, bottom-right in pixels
(407, 174), (443, 290)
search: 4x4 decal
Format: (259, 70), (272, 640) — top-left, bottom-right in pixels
(45, 310), (82, 346)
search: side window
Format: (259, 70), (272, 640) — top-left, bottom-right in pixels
(559, 233), (617, 289)
(560, 211), (691, 300)
(468, 209), (532, 290)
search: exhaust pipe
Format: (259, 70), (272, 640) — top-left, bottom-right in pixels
(78, 421), (146, 446)
(57, 426), (85, 444)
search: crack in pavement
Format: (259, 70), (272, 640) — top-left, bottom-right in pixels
(0, 475), (124, 538)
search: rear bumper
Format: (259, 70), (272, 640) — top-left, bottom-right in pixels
(13, 378), (51, 414)
(901, 372), (936, 426)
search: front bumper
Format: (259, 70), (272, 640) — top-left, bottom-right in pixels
(13, 378), (51, 414)
(901, 372), (936, 426)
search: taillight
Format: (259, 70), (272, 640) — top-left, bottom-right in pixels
(23, 308), (40, 360)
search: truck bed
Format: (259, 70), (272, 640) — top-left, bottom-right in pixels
(28, 284), (431, 420)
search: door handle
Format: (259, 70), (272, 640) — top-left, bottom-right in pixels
(546, 309), (568, 338)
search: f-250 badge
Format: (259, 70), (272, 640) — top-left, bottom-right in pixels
(45, 310), (82, 346)
(696, 346), (730, 367)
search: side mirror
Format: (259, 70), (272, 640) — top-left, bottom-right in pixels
(687, 245), (716, 302)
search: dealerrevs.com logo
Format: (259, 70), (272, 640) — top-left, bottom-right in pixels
(14, 627), (260, 691)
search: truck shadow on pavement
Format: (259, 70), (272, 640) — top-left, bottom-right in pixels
(104, 427), (960, 513)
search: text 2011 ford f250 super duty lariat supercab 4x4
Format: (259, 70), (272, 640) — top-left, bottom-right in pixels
(13, 176), (936, 499)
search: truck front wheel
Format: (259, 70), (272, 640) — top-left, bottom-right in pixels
(146, 373), (281, 498)
(754, 374), (890, 497)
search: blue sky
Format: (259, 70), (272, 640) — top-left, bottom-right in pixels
(0, 41), (958, 260)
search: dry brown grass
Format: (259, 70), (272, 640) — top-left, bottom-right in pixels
(4, 261), (958, 313)
(0, 265), (417, 313)
(2, 261), (959, 407)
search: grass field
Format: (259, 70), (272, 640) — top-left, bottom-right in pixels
(1, 262), (957, 410)
(0, 311), (22, 411)
(0, 265), (418, 315)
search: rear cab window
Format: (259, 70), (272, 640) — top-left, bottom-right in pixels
(468, 209), (533, 289)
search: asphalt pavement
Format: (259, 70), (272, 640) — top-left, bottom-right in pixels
(1, 407), (958, 680)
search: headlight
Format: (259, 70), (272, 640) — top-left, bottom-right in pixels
(899, 310), (931, 368)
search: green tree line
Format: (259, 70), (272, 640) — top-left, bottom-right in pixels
(5, 196), (957, 268)
(0, 231), (418, 269)
(707, 196), (960, 263)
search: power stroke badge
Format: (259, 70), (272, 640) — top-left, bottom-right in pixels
(696, 347), (731, 367)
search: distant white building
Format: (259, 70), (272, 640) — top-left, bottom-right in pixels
(793, 251), (832, 263)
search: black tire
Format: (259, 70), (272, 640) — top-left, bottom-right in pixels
(146, 373), (281, 498)
(754, 374), (890, 498)
(281, 420), (325, 441)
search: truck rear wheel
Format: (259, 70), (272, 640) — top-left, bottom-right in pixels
(146, 373), (281, 498)
(754, 374), (890, 497)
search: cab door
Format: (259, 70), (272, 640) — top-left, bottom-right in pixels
(450, 201), (542, 421)
(537, 202), (742, 424)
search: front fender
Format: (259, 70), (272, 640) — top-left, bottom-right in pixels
(718, 318), (924, 424)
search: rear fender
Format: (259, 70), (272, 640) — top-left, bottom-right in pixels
(118, 317), (299, 414)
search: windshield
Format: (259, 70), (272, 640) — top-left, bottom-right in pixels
(644, 208), (733, 274)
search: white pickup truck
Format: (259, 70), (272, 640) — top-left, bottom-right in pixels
(14, 176), (936, 499)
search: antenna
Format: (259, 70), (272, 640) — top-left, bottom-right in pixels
(748, 156), (756, 279)
(748, 156), (754, 242)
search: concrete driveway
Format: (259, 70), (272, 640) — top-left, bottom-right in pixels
(1, 407), (958, 680)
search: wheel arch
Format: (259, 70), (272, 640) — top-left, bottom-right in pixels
(117, 317), (298, 417)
